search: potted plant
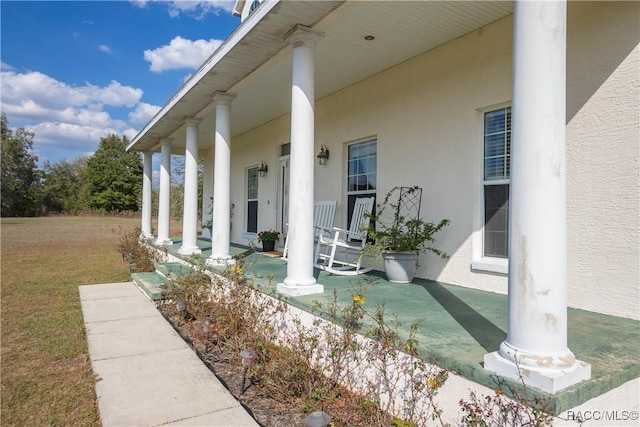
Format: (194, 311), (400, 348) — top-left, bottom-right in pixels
(257, 229), (280, 252)
(365, 186), (450, 283)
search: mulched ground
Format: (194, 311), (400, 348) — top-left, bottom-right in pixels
(158, 302), (396, 427)
(159, 308), (306, 426)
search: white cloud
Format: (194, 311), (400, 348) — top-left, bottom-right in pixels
(130, 0), (149, 8)
(1, 62), (15, 71)
(128, 102), (161, 125)
(99, 44), (112, 54)
(30, 122), (118, 146)
(122, 127), (140, 141)
(144, 36), (223, 72)
(167, 1), (234, 19)
(0, 69), (148, 163)
(131, 1), (234, 18)
(1, 71), (143, 114)
(89, 80), (143, 107)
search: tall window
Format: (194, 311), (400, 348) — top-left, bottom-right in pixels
(347, 138), (377, 226)
(246, 166), (259, 233)
(483, 107), (511, 258)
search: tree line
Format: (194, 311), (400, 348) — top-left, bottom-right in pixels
(1, 113), (181, 218)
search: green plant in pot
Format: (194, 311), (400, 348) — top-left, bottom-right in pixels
(257, 229), (280, 252)
(365, 186), (450, 283)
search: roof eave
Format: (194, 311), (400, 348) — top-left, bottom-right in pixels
(126, 0), (284, 153)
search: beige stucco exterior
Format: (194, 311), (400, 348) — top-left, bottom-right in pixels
(565, 1), (639, 320)
(227, 1), (638, 320)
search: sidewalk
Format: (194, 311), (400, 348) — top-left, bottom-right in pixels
(79, 281), (260, 427)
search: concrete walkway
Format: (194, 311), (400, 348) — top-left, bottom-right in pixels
(79, 281), (260, 427)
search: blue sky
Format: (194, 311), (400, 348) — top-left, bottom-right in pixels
(1, 0), (240, 166)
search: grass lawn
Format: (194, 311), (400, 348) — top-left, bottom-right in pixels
(0, 216), (174, 426)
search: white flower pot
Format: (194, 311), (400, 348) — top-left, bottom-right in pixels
(382, 251), (419, 283)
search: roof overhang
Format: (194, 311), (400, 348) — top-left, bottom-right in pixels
(127, 0), (513, 154)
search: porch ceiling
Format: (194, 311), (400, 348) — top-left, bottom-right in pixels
(128, 0), (513, 154)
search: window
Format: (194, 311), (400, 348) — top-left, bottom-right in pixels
(249, 0), (261, 14)
(483, 107), (511, 258)
(279, 142), (290, 157)
(347, 138), (377, 226)
(246, 166), (259, 233)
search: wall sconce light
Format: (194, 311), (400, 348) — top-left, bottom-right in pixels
(304, 410), (332, 427)
(317, 145), (329, 166)
(257, 161), (268, 177)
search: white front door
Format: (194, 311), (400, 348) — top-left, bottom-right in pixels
(277, 156), (290, 236)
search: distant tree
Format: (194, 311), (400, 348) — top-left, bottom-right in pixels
(170, 155), (205, 220)
(170, 184), (184, 220)
(1, 114), (42, 217)
(41, 156), (88, 213)
(84, 134), (142, 212)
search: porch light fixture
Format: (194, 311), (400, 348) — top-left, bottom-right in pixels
(304, 410), (332, 427)
(257, 161), (268, 177)
(317, 145), (330, 166)
(364, 35), (375, 41)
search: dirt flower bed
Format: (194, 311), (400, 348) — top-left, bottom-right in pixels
(158, 300), (395, 427)
(132, 244), (555, 427)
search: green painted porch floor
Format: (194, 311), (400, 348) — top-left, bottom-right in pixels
(161, 238), (639, 413)
(131, 271), (167, 300)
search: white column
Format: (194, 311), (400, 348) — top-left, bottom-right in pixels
(484, 0), (590, 394)
(140, 151), (153, 239)
(155, 139), (173, 246)
(178, 118), (202, 256)
(207, 93), (236, 266)
(277, 26), (324, 296)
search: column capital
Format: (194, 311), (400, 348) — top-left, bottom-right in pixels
(212, 91), (236, 105)
(184, 117), (202, 126)
(160, 137), (174, 147)
(285, 24), (324, 48)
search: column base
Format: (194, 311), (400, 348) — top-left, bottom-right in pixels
(206, 255), (235, 267)
(140, 232), (154, 241)
(277, 277), (324, 297)
(178, 246), (202, 256)
(155, 238), (173, 247)
(484, 349), (591, 394)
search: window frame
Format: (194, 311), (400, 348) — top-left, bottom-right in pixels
(472, 105), (511, 275)
(246, 165), (259, 234)
(345, 137), (377, 229)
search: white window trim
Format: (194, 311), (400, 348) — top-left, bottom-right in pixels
(246, 165), (259, 234)
(345, 137), (377, 224)
(472, 103), (511, 276)
(243, 232), (258, 241)
(471, 257), (508, 275)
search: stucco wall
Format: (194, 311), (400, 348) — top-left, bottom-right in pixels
(229, 2), (639, 320)
(565, 1), (639, 320)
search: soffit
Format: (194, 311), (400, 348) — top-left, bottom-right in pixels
(129, 0), (513, 153)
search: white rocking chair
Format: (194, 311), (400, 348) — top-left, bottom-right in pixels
(282, 200), (337, 261)
(314, 197), (374, 276)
